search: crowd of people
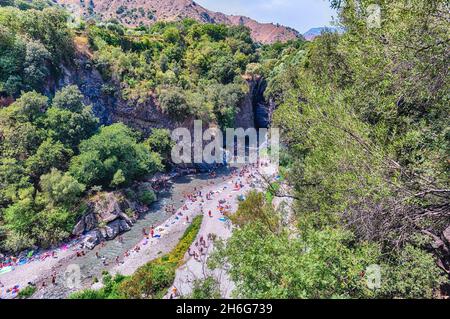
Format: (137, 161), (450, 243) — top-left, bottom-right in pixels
(1, 161), (272, 299)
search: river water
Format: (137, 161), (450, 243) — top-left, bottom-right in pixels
(35, 167), (234, 299)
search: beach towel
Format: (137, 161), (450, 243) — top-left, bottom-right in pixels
(0, 266), (13, 275)
(18, 259), (28, 266)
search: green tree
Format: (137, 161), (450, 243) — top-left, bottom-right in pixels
(69, 123), (162, 188)
(110, 169), (126, 188)
(145, 128), (173, 163)
(51, 85), (85, 113)
(39, 168), (85, 207)
(188, 277), (221, 299)
(3, 90), (47, 123)
(25, 138), (72, 180)
(212, 224), (380, 299)
(3, 197), (36, 235)
(158, 89), (191, 121)
(44, 99), (98, 148)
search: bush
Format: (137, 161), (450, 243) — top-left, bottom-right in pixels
(69, 123), (163, 188)
(18, 285), (37, 299)
(188, 277), (221, 299)
(138, 189), (157, 205)
(158, 89), (191, 121)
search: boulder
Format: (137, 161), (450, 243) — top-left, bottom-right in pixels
(119, 219), (131, 232)
(93, 193), (123, 223)
(83, 230), (101, 250)
(73, 218), (85, 236)
(443, 226), (450, 244)
(84, 213), (97, 232)
(101, 220), (123, 240)
(118, 211), (134, 227)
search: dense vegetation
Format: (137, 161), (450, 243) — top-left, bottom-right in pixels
(0, 2), (259, 253)
(70, 215), (203, 299)
(0, 0), (448, 300)
(210, 0), (449, 298)
(0, 85), (163, 251)
(86, 19), (256, 127)
(0, 4), (73, 98)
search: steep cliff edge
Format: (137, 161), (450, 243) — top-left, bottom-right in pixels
(58, 49), (272, 135)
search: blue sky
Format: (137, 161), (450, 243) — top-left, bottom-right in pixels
(195, 0), (337, 33)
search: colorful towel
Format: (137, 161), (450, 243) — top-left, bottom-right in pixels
(0, 266), (13, 275)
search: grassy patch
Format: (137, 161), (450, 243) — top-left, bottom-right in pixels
(18, 285), (37, 299)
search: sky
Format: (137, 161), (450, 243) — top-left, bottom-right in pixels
(195, 0), (337, 34)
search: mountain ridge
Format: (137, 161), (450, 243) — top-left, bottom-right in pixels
(303, 26), (343, 41)
(56, 0), (302, 44)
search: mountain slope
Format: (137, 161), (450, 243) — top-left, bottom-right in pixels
(57, 0), (302, 44)
(303, 26), (343, 41)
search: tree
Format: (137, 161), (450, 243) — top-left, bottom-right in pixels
(5, 90), (47, 123)
(188, 277), (221, 299)
(137, 189), (156, 205)
(39, 168), (85, 207)
(25, 138), (72, 180)
(231, 191), (279, 234)
(211, 224), (380, 299)
(209, 54), (238, 84)
(44, 104), (98, 148)
(0, 120), (44, 160)
(379, 245), (445, 299)
(67, 150), (104, 188)
(158, 88), (191, 121)
(0, 157), (31, 207)
(23, 39), (51, 90)
(3, 197), (36, 234)
(206, 81), (246, 129)
(69, 123), (163, 188)
(145, 128), (173, 163)
(110, 169), (126, 188)
(51, 85), (85, 113)
(34, 207), (74, 248)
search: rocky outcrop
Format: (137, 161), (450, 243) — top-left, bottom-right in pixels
(52, 50), (115, 125)
(112, 94), (177, 135)
(73, 188), (156, 248)
(235, 77), (271, 130)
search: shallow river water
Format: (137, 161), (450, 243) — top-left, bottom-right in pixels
(35, 167), (234, 299)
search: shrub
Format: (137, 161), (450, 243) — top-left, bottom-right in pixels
(138, 189), (157, 205)
(18, 285), (37, 299)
